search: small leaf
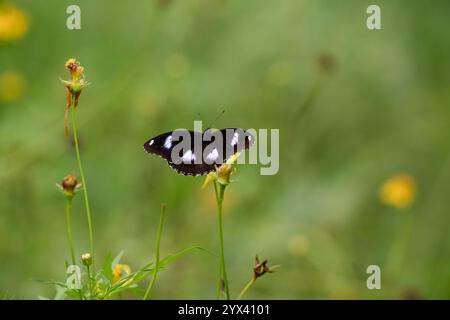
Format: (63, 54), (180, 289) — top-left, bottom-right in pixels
(102, 252), (113, 282)
(65, 289), (82, 300)
(159, 246), (214, 267)
(33, 278), (67, 288)
(54, 285), (68, 300)
(112, 250), (124, 268)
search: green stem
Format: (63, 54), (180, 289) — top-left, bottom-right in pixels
(237, 278), (255, 300)
(214, 181), (230, 300)
(71, 96), (95, 268)
(213, 182), (222, 299)
(65, 196), (76, 265)
(385, 208), (413, 278)
(86, 265), (93, 299)
(143, 204), (166, 300)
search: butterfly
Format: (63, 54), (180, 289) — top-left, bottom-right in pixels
(143, 128), (255, 176)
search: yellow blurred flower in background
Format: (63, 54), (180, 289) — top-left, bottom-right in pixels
(0, 71), (26, 102)
(0, 4), (29, 42)
(113, 263), (131, 283)
(379, 174), (416, 209)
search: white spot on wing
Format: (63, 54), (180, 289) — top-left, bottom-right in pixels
(149, 139), (154, 146)
(182, 150), (195, 163)
(231, 132), (239, 146)
(164, 135), (172, 149)
(206, 148), (219, 161)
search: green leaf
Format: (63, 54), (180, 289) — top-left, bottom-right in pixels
(33, 278), (67, 288)
(102, 252), (113, 282)
(112, 250), (124, 268)
(65, 289), (82, 300)
(159, 246), (214, 267)
(100, 246), (212, 299)
(54, 285), (68, 300)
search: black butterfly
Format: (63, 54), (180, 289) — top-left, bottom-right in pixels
(143, 128), (255, 176)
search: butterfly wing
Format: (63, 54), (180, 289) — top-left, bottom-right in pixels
(143, 131), (175, 159)
(167, 162), (216, 176)
(218, 128), (255, 157)
(143, 130), (215, 176)
(144, 128), (255, 176)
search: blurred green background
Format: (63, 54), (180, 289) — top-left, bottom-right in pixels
(1, 0), (450, 299)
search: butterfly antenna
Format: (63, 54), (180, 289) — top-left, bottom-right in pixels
(205, 109), (225, 131)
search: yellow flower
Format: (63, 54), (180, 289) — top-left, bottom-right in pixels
(113, 264), (131, 283)
(0, 4), (29, 42)
(201, 152), (241, 189)
(379, 174), (416, 209)
(0, 71), (25, 102)
(62, 58), (88, 95)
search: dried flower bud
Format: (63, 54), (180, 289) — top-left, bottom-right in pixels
(253, 255), (274, 280)
(59, 174), (80, 198)
(81, 253), (92, 266)
(62, 174), (77, 191)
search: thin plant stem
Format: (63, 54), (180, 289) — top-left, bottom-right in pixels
(214, 181), (230, 300)
(237, 278), (255, 300)
(65, 196), (76, 265)
(143, 204), (166, 300)
(385, 207), (413, 278)
(213, 182), (222, 299)
(86, 265), (93, 299)
(71, 95), (95, 268)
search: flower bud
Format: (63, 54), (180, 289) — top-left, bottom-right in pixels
(61, 58), (88, 95)
(81, 253), (92, 266)
(62, 174), (77, 191)
(253, 255), (274, 280)
(59, 174), (80, 198)
(217, 164), (233, 186)
(201, 152), (240, 189)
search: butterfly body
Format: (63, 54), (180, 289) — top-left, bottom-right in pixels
(143, 128), (254, 176)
